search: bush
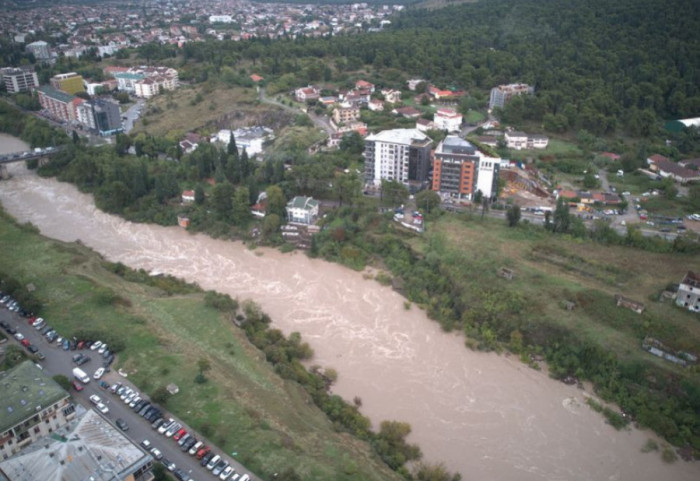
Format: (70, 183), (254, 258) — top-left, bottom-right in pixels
(53, 374), (72, 391)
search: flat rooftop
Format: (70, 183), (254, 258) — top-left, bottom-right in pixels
(0, 409), (151, 481)
(0, 361), (68, 433)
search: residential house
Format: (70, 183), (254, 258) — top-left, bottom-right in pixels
(406, 78), (425, 91)
(392, 106), (421, 119)
(489, 83), (534, 110)
(416, 118), (435, 132)
(355, 80), (375, 93)
(677, 271), (700, 313)
(286, 196), (320, 225)
(647, 154), (700, 183)
(428, 85), (465, 100)
(679, 158), (700, 170)
(232, 126), (274, 157)
(364, 128), (433, 187)
(505, 131), (549, 150)
(381, 88), (401, 104)
(181, 190), (195, 203)
(332, 105), (361, 125)
(433, 108), (463, 132)
(477, 136), (499, 147)
(295, 86), (320, 103)
(179, 132), (201, 154)
(0, 361), (76, 459)
(368, 99), (384, 111)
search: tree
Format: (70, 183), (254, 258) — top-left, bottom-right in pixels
(415, 190), (441, 214)
(53, 374), (72, 391)
(227, 131), (238, 158)
(95, 181), (133, 213)
(72, 130), (80, 145)
(335, 172), (362, 207)
(381, 180), (409, 208)
(415, 462), (461, 481)
(197, 358), (211, 374)
(689, 185), (700, 210)
(480, 196), (489, 220)
(154, 172), (179, 204)
(263, 213), (281, 237)
(552, 196), (571, 233)
(232, 187), (251, 225)
(339, 131), (364, 155)
(661, 177), (677, 200)
(151, 385), (170, 405)
(194, 184), (205, 205)
(211, 182), (234, 220)
(506, 204), (521, 227)
(265, 185), (286, 217)
(582, 171), (598, 189)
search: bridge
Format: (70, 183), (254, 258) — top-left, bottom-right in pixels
(0, 146), (64, 165)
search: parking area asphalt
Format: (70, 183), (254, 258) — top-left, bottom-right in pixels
(0, 306), (256, 481)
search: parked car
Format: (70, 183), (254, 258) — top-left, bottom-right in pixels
(158, 419), (174, 435)
(189, 441), (203, 456)
(14, 332), (24, 341)
(206, 455), (221, 470)
(165, 422), (181, 438)
(116, 418), (128, 431)
(77, 356), (90, 366)
(93, 367), (105, 380)
(152, 418), (165, 430)
(99, 380), (110, 389)
(212, 461), (229, 477)
(219, 466), (235, 480)
(150, 447), (163, 460)
(195, 446), (210, 459)
(89, 394), (102, 405)
(27, 345), (38, 354)
(98, 343), (108, 354)
(141, 439), (152, 450)
(36, 351), (46, 360)
(96, 403), (109, 414)
(63, 339), (70, 350)
(161, 458), (176, 472)
(90, 341), (103, 351)
(72, 380), (84, 391)
(173, 428), (187, 441)
(200, 452), (214, 467)
(110, 382), (122, 394)
(20, 339), (30, 347)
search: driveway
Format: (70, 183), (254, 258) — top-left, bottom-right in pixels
(0, 308), (256, 481)
(123, 99), (145, 134)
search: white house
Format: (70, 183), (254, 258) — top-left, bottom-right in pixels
(505, 131), (529, 150)
(433, 108), (463, 132)
(286, 196), (320, 225)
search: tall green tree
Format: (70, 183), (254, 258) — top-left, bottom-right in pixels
(552, 197), (571, 233)
(265, 185), (287, 217)
(506, 204), (521, 227)
(211, 182), (234, 220)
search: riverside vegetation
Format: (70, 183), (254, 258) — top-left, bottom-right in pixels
(0, 205), (467, 481)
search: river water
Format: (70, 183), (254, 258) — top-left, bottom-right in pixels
(0, 134), (697, 481)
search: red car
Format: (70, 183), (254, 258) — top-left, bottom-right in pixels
(72, 380), (84, 391)
(21, 339), (30, 347)
(173, 428), (187, 441)
(195, 447), (210, 459)
(28, 316), (36, 325)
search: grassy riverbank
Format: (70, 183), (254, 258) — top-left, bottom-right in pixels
(0, 208), (402, 481)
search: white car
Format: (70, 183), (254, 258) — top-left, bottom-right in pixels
(220, 466), (235, 480)
(32, 317), (44, 327)
(98, 344), (108, 354)
(89, 394), (101, 405)
(96, 403), (109, 414)
(158, 419), (174, 435)
(93, 367), (105, 380)
(150, 448), (163, 460)
(14, 332), (24, 341)
(90, 341), (103, 351)
(189, 441), (203, 455)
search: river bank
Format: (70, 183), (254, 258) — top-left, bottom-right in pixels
(0, 138), (697, 480)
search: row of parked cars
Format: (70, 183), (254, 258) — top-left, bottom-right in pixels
(143, 415), (249, 481)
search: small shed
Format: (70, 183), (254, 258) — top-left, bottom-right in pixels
(498, 267), (515, 280)
(614, 294), (645, 314)
(166, 383), (179, 395)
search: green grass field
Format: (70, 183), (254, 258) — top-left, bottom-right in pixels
(0, 211), (401, 481)
(411, 214), (700, 364)
(508, 138), (583, 159)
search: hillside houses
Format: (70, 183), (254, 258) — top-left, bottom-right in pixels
(647, 154), (700, 184)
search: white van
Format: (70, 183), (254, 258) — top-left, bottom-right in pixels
(72, 367), (90, 384)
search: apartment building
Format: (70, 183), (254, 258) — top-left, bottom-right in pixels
(37, 85), (79, 123)
(364, 128), (433, 187)
(25, 41), (51, 62)
(488, 83), (534, 110)
(110, 66), (178, 98)
(432, 135), (500, 200)
(332, 105), (361, 125)
(1, 67), (39, 94)
(0, 361), (76, 460)
(433, 108), (463, 132)
(677, 271), (700, 313)
(49, 72), (85, 95)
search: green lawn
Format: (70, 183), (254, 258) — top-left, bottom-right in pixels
(508, 138), (583, 159)
(0, 209), (401, 481)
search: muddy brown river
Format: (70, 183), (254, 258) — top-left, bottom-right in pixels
(0, 134), (697, 481)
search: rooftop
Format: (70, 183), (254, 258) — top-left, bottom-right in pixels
(0, 409), (151, 481)
(287, 196), (319, 210)
(437, 135), (477, 155)
(0, 361), (69, 433)
(366, 128), (432, 146)
(37, 85), (75, 103)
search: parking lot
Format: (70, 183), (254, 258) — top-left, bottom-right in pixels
(0, 297), (255, 481)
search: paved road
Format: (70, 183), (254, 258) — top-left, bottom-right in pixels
(123, 99), (145, 134)
(0, 307), (256, 481)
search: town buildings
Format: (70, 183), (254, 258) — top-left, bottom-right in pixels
(25, 41), (51, 62)
(677, 271), (700, 313)
(76, 98), (123, 136)
(108, 66), (179, 98)
(49, 72), (85, 95)
(647, 154), (700, 184)
(1, 67), (38, 94)
(286, 196), (319, 225)
(489, 83), (534, 110)
(0, 409), (154, 481)
(0, 361), (76, 460)
(364, 129), (433, 187)
(214, 127), (274, 157)
(432, 136), (501, 200)
(332, 105), (361, 125)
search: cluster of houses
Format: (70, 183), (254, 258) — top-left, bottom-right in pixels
(646, 154), (700, 184)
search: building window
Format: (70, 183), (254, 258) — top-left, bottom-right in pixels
(33, 427), (40, 434)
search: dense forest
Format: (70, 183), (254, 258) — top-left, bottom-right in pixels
(161, 0), (700, 136)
